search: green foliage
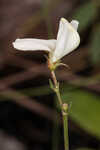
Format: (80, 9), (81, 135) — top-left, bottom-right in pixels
(73, 2), (97, 31)
(73, 1), (100, 64)
(62, 87), (100, 139)
(1, 81), (100, 140)
(90, 24), (100, 64)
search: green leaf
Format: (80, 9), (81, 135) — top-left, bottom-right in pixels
(62, 88), (100, 139)
(90, 24), (100, 64)
(73, 2), (97, 31)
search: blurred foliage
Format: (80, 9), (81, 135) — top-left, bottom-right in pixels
(62, 86), (100, 139)
(9, 79), (98, 141)
(90, 25), (100, 64)
(1, 0), (100, 149)
(19, 81), (100, 140)
(73, 1), (100, 65)
(20, 11), (43, 36)
(52, 100), (60, 150)
(21, 85), (52, 96)
(73, 1), (97, 32)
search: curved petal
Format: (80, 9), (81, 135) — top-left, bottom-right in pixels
(13, 38), (56, 52)
(71, 20), (79, 30)
(51, 18), (80, 63)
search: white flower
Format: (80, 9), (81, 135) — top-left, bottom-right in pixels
(13, 18), (80, 63)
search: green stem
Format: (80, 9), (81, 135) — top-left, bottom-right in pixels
(62, 104), (69, 150)
(50, 70), (69, 150)
(56, 90), (63, 107)
(51, 71), (62, 106)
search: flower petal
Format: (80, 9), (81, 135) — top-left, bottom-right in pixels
(51, 18), (80, 62)
(13, 38), (56, 52)
(71, 20), (79, 30)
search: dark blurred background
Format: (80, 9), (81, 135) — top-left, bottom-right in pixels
(0, 0), (100, 150)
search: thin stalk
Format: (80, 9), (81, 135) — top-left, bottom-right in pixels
(51, 71), (58, 88)
(50, 70), (69, 150)
(62, 104), (69, 150)
(51, 71), (62, 106)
